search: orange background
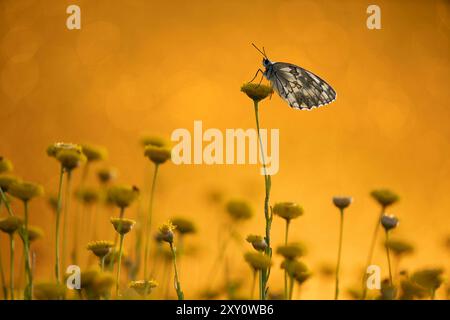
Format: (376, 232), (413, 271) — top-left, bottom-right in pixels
(0, 0), (449, 299)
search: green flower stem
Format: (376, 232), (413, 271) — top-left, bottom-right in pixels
(259, 269), (263, 300)
(71, 163), (89, 266)
(62, 171), (72, 273)
(335, 208), (344, 300)
(55, 165), (65, 283)
(0, 188), (13, 216)
(289, 276), (294, 300)
(144, 163), (159, 281)
(108, 207), (125, 272)
(385, 230), (393, 286)
(23, 201), (32, 300)
(100, 256), (106, 272)
(116, 234), (125, 297)
(253, 100), (272, 300)
(284, 220), (290, 299)
(0, 241), (7, 300)
(9, 234), (14, 300)
(169, 242), (184, 300)
(362, 207), (384, 299)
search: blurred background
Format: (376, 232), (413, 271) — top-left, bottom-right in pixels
(0, 0), (449, 299)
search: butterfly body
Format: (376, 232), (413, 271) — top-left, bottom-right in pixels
(260, 57), (337, 110)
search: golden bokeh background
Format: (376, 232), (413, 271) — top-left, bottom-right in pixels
(0, 0), (449, 299)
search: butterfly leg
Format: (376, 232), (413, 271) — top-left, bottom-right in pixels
(248, 69), (264, 84)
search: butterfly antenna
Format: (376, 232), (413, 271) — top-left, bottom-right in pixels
(251, 43), (267, 58)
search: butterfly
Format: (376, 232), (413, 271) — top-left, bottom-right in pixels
(250, 44), (337, 110)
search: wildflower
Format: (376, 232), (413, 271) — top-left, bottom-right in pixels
(226, 200), (253, 221)
(140, 135), (169, 148)
(273, 202), (303, 222)
(370, 189), (399, 208)
(76, 187), (100, 205)
(381, 215), (399, 231)
(246, 234), (267, 252)
(400, 277), (428, 300)
(0, 174), (20, 192)
(410, 268), (444, 297)
(385, 239), (414, 257)
(91, 272), (115, 297)
(87, 241), (114, 258)
(171, 217), (196, 235)
(0, 157), (13, 173)
(27, 226), (44, 243)
(47, 142), (81, 157)
(8, 180), (44, 202)
(332, 196), (353, 210)
(244, 252), (272, 270)
(281, 260), (311, 285)
(241, 83), (273, 102)
(0, 216), (22, 234)
(129, 280), (158, 296)
(158, 221), (176, 243)
(80, 268), (101, 289)
(111, 218), (136, 235)
(97, 167), (117, 185)
(144, 145), (171, 164)
(378, 279), (397, 300)
(81, 144), (108, 162)
(55, 149), (87, 171)
(107, 185), (139, 210)
(33, 282), (66, 300)
(276, 243), (306, 260)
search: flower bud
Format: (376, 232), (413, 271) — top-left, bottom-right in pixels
(332, 196), (353, 210)
(381, 214), (399, 231)
(246, 234), (267, 252)
(241, 83), (273, 102)
(273, 202), (303, 221)
(144, 145), (171, 164)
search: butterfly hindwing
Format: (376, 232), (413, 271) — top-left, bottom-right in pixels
(267, 62), (336, 110)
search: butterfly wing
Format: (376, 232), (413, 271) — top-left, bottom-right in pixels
(267, 62), (337, 110)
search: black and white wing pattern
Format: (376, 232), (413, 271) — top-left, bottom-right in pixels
(267, 62), (336, 110)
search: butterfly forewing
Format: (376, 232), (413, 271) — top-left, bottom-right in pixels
(267, 62), (336, 110)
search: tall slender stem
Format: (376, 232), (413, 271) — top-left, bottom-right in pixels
(23, 201), (32, 300)
(253, 100), (272, 300)
(362, 207), (384, 299)
(108, 207), (125, 271)
(9, 234), (14, 300)
(62, 171), (72, 273)
(0, 236), (7, 300)
(0, 188), (13, 216)
(284, 220), (290, 299)
(55, 165), (65, 283)
(289, 276), (294, 300)
(335, 209), (344, 300)
(101, 256), (105, 272)
(169, 242), (184, 300)
(144, 164), (159, 280)
(251, 270), (256, 300)
(116, 234), (125, 297)
(385, 231), (393, 286)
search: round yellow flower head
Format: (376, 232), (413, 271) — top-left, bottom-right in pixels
(56, 149), (87, 171)
(171, 217), (196, 235)
(241, 83), (273, 102)
(370, 189), (399, 208)
(385, 238), (414, 257)
(0, 157), (13, 174)
(0, 174), (21, 192)
(281, 260), (311, 284)
(158, 221), (176, 243)
(273, 202), (303, 221)
(87, 240), (114, 258)
(244, 252), (272, 270)
(8, 180), (44, 202)
(140, 135), (169, 148)
(80, 267), (101, 289)
(276, 242), (307, 260)
(107, 185), (139, 209)
(246, 234), (267, 252)
(129, 280), (158, 296)
(47, 142), (81, 157)
(332, 196), (353, 210)
(76, 187), (101, 205)
(27, 225), (44, 242)
(144, 145), (172, 164)
(81, 144), (108, 162)
(97, 167), (118, 185)
(0, 216), (23, 234)
(226, 200), (253, 221)
(34, 282), (66, 300)
(110, 218), (136, 235)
